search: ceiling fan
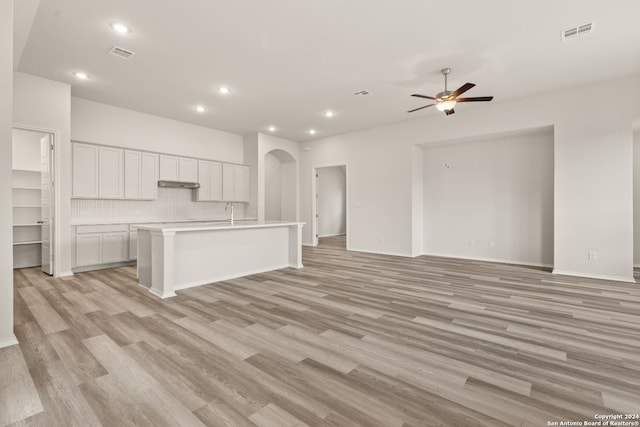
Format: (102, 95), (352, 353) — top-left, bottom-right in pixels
(408, 68), (493, 116)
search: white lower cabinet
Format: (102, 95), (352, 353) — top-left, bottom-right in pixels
(102, 232), (128, 263)
(76, 233), (102, 267)
(75, 225), (129, 267)
(129, 231), (138, 261)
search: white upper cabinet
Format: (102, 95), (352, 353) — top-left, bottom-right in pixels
(159, 155), (179, 181)
(197, 160), (223, 201)
(141, 152), (159, 199)
(125, 150), (158, 200)
(124, 150), (142, 199)
(72, 142), (99, 198)
(98, 146), (124, 198)
(179, 157), (198, 182)
(210, 162), (223, 201)
(159, 154), (198, 182)
(73, 141), (247, 202)
(234, 165), (250, 202)
(222, 164), (250, 202)
(222, 164), (235, 201)
(197, 160), (211, 201)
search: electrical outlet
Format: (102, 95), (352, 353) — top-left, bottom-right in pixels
(468, 240), (475, 247)
(488, 240), (495, 247)
(588, 251), (598, 261)
(379, 236), (385, 243)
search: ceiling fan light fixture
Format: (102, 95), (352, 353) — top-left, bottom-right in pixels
(436, 100), (456, 112)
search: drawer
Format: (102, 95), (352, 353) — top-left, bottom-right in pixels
(76, 224), (129, 234)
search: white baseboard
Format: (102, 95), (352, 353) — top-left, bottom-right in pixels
(318, 233), (346, 238)
(348, 247), (413, 258)
(56, 271), (74, 278)
(421, 252), (552, 269)
(552, 269), (636, 283)
(71, 261), (136, 273)
(0, 334), (19, 349)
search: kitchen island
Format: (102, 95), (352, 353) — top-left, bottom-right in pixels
(136, 220), (304, 298)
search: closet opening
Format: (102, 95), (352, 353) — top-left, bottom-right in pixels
(12, 127), (56, 275)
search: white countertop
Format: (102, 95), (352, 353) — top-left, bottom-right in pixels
(136, 220), (305, 233)
(72, 218), (257, 226)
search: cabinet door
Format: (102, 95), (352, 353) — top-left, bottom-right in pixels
(234, 165), (250, 202)
(222, 164), (235, 201)
(99, 146), (124, 198)
(210, 161), (223, 201)
(128, 231), (138, 261)
(159, 155), (179, 181)
(141, 152), (159, 199)
(72, 143), (99, 198)
(102, 231), (128, 263)
(197, 160), (210, 201)
(124, 150), (142, 199)
(179, 157), (198, 182)
(76, 233), (102, 266)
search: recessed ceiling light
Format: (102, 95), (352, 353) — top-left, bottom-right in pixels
(110, 22), (131, 34)
(195, 105), (206, 113)
(309, 129), (317, 135)
(73, 71), (89, 80)
(324, 110), (335, 118)
(268, 126), (277, 132)
(218, 86), (230, 95)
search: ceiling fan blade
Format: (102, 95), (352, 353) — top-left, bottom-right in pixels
(445, 109), (455, 116)
(456, 96), (494, 102)
(450, 83), (475, 98)
(411, 94), (437, 100)
(407, 104), (435, 113)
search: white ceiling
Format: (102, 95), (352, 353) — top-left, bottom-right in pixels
(16, 0), (640, 142)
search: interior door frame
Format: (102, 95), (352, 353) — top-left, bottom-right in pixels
(311, 163), (348, 248)
(12, 125), (60, 277)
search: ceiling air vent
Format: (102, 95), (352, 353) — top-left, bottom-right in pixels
(353, 90), (371, 96)
(108, 46), (135, 60)
(562, 22), (594, 41)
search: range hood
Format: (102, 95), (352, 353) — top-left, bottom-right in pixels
(158, 180), (200, 189)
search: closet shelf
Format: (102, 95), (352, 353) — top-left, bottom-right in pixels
(13, 223), (43, 227)
(13, 186), (41, 190)
(13, 241), (42, 246)
(13, 205), (41, 208)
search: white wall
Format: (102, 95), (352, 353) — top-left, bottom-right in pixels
(300, 74), (640, 281)
(317, 166), (346, 237)
(633, 129), (640, 266)
(70, 97), (250, 225)
(13, 72), (71, 276)
(12, 128), (44, 171)
(0, 0), (15, 348)
(71, 98), (244, 163)
(423, 128), (554, 266)
(264, 152), (282, 220)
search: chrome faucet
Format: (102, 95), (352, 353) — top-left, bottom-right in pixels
(225, 202), (234, 225)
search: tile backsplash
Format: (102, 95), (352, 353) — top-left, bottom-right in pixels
(71, 187), (245, 224)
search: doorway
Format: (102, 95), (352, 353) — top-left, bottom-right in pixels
(12, 127), (56, 275)
(264, 149), (297, 221)
(313, 165), (347, 248)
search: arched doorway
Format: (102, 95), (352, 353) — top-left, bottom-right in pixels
(264, 149), (296, 221)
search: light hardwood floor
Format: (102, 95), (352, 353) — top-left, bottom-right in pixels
(1, 235), (639, 426)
